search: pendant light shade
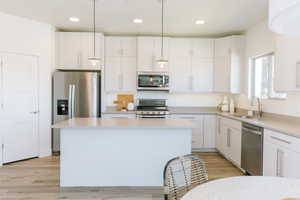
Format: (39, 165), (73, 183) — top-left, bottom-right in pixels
(88, 0), (101, 66)
(269, 0), (300, 35)
(156, 0), (168, 68)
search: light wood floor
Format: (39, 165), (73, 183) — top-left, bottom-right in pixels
(0, 152), (243, 200)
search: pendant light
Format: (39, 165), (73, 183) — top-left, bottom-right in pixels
(156, 0), (168, 68)
(88, 0), (101, 66)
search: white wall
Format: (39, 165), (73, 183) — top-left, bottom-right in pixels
(104, 92), (224, 108)
(237, 20), (300, 117)
(0, 12), (55, 156)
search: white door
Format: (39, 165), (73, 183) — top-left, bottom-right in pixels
(120, 37), (136, 57)
(81, 33), (103, 69)
(191, 57), (214, 92)
(105, 57), (121, 92)
(170, 56), (191, 92)
(203, 115), (216, 148)
(228, 127), (242, 166)
(137, 37), (155, 72)
(121, 57), (137, 92)
(56, 32), (82, 69)
(105, 37), (121, 57)
(1, 54), (39, 163)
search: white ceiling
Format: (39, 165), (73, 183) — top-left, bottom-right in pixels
(0, 0), (269, 37)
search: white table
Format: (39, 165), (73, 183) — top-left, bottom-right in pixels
(182, 176), (300, 200)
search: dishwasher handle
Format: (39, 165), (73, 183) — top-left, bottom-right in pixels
(242, 127), (262, 135)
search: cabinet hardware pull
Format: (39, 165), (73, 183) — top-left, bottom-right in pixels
(271, 136), (291, 144)
(276, 149), (284, 177)
(227, 128), (231, 147)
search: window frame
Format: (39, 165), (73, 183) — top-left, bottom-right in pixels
(249, 52), (286, 102)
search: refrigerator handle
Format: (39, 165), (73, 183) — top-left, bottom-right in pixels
(71, 84), (76, 118)
(68, 85), (73, 118)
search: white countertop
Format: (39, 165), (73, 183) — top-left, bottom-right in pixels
(52, 117), (195, 129)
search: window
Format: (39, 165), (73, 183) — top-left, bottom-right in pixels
(249, 53), (287, 100)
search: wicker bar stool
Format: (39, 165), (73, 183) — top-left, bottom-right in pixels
(163, 154), (208, 200)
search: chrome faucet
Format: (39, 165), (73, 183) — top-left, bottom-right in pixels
(256, 98), (263, 118)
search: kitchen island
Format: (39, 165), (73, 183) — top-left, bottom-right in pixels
(52, 118), (194, 187)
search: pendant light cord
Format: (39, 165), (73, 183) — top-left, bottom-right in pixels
(161, 0), (164, 58)
(93, 0), (96, 57)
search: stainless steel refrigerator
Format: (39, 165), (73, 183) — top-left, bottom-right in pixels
(52, 70), (101, 152)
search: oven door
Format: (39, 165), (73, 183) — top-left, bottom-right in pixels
(137, 74), (169, 91)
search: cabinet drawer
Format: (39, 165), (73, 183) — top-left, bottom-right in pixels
(220, 117), (241, 131)
(264, 129), (300, 153)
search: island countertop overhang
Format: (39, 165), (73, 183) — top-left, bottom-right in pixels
(52, 117), (195, 129)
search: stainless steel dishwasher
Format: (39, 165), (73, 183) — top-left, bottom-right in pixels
(241, 123), (264, 175)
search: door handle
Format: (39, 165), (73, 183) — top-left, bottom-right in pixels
(68, 85), (73, 118)
(227, 128), (231, 147)
(30, 111), (39, 114)
(276, 149), (284, 177)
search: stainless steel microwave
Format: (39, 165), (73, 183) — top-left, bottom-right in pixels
(137, 72), (169, 91)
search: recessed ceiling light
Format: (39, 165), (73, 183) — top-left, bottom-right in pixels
(133, 18), (143, 24)
(69, 17), (80, 22)
(195, 20), (206, 25)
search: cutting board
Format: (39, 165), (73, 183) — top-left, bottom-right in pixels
(113, 94), (134, 111)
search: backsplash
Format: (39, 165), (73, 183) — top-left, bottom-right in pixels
(104, 92), (226, 109)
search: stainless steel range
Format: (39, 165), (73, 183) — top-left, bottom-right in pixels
(136, 99), (169, 118)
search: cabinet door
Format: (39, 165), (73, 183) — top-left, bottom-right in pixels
(170, 56), (192, 92)
(274, 35), (300, 92)
(105, 57), (121, 92)
(120, 37), (136, 57)
(191, 39), (214, 58)
(192, 117), (204, 149)
(263, 140), (278, 176)
(137, 37), (155, 71)
(264, 140), (300, 178)
(228, 127), (242, 166)
(215, 117), (222, 151)
(170, 38), (191, 57)
(56, 32), (82, 69)
(215, 37), (230, 57)
(214, 56), (231, 92)
(105, 37), (121, 57)
(219, 123), (229, 156)
(203, 115), (216, 148)
(191, 57), (214, 92)
(121, 57), (137, 92)
(81, 33), (103, 69)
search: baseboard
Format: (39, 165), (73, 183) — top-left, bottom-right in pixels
(192, 148), (217, 153)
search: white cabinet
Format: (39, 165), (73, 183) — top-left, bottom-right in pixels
(170, 114), (216, 151)
(56, 32), (104, 69)
(105, 37), (137, 92)
(203, 115), (216, 148)
(137, 37), (170, 72)
(263, 129), (300, 178)
(214, 36), (245, 94)
(274, 35), (300, 92)
(217, 116), (242, 167)
(170, 38), (214, 93)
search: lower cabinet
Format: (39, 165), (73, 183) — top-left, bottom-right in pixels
(263, 129), (300, 178)
(217, 116), (242, 167)
(170, 114), (216, 151)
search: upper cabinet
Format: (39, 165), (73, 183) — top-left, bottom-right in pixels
(56, 32), (104, 69)
(137, 37), (170, 72)
(214, 36), (245, 94)
(169, 38), (214, 93)
(105, 36), (137, 93)
(274, 35), (300, 92)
